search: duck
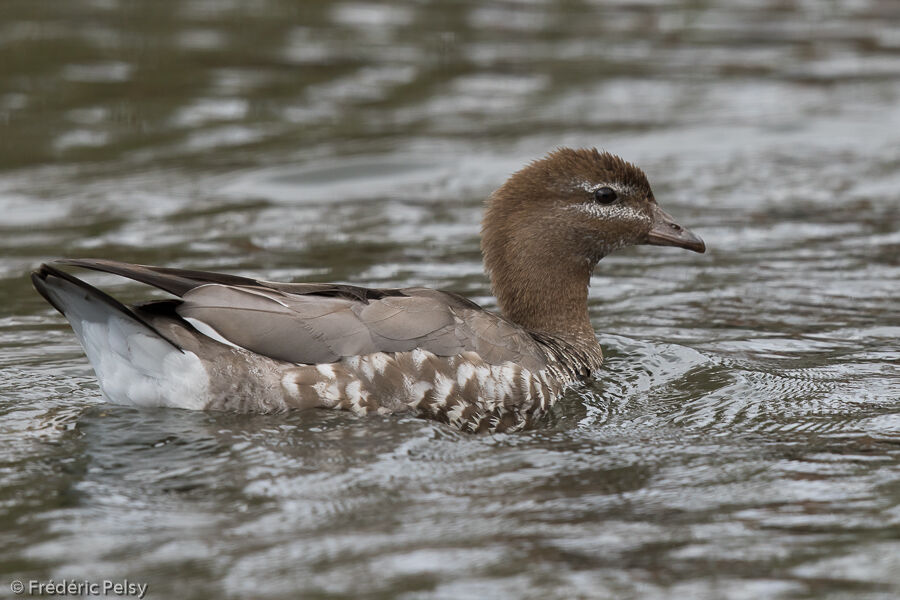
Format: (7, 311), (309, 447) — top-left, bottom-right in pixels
(32, 148), (705, 433)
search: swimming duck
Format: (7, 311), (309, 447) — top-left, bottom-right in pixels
(32, 148), (705, 432)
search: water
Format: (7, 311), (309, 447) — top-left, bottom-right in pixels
(2, 1), (899, 598)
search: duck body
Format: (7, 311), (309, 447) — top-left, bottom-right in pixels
(32, 148), (704, 433)
(33, 260), (600, 432)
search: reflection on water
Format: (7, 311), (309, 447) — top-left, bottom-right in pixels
(2, 1), (899, 598)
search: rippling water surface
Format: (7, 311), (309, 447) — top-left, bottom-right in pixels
(2, 1), (899, 598)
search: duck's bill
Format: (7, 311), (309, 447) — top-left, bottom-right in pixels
(645, 205), (706, 253)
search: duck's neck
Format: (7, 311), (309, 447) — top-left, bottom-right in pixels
(485, 246), (597, 343)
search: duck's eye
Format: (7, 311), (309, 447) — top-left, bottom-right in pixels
(593, 186), (617, 204)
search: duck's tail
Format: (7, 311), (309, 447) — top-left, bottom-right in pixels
(31, 264), (210, 409)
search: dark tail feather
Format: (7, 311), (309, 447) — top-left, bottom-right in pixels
(31, 263), (181, 351)
(54, 258), (262, 297)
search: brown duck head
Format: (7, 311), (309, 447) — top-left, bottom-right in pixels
(481, 147), (705, 341)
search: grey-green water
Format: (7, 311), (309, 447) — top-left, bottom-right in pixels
(2, 1), (899, 599)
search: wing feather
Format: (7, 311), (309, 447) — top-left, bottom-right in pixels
(176, 284), (546, 368)
(52, 259), (548, 369)
(355, 296), (455, 340)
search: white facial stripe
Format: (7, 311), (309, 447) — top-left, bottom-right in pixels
(571, 202), (645, 222)
(568, 179), (652, 223)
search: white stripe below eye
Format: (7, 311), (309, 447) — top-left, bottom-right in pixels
(573, 202), (643, 221)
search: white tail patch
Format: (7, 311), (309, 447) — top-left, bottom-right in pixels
(46, 279), (210, 409)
